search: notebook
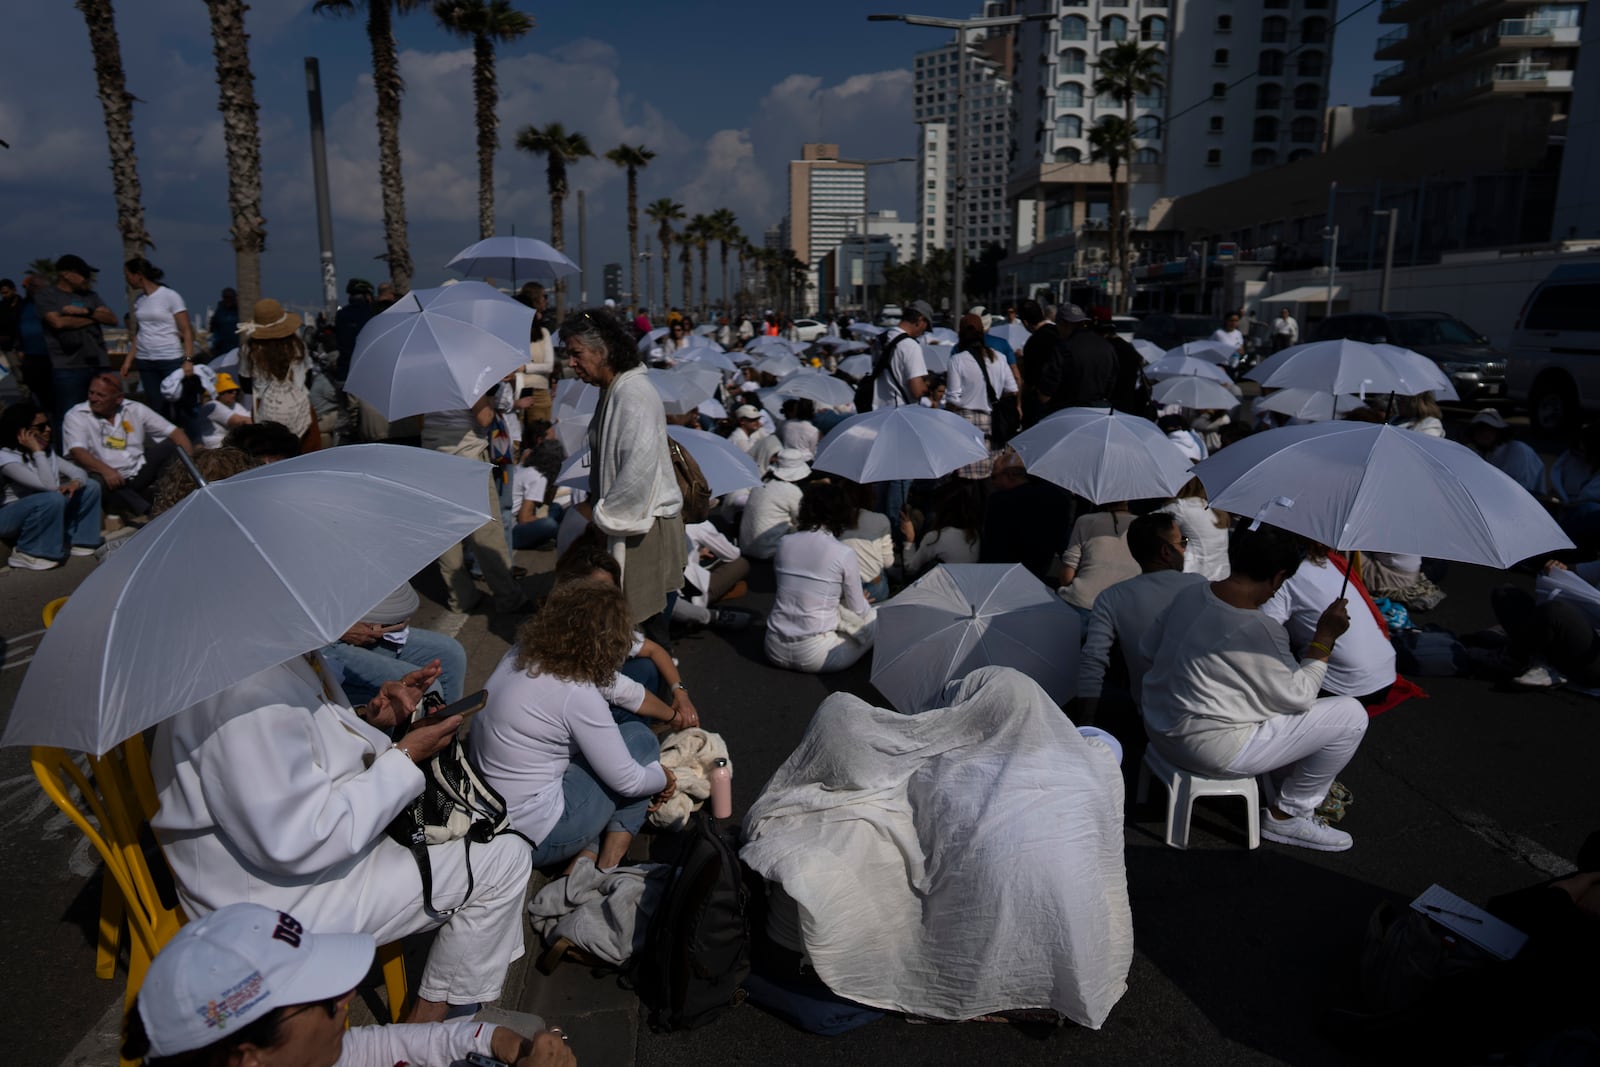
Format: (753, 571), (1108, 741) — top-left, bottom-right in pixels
(1410, 883), (1528, 960)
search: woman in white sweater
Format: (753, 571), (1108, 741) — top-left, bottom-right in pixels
(470, 578), (676, 872)
(0, 401), (102, 569)
(766, 480), (878, 673)
(739, 448), (810, 559)
(1159, 478), (1231, 581)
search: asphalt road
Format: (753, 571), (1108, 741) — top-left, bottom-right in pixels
(5, 423), (1594, 1065)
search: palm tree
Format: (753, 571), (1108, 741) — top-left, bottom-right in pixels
(515, 122), (593, 315)
(1087, 116), (1136, 308)
(27, 258), (58, 283)
(679, 240), (693, 313)
(1093, 41), (1166, 312)
(205, 0), (266, 312)
(686, 214), (713, 318)
(645, 198), (684, 312)
(76, 0), (153, 276)
(314, 0), (424, 292)
(434, 0), (535, 241)
(604, 144), (655, 312)
(708, 208), (739, 314)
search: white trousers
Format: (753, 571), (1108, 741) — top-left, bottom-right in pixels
(1222, 696), (1368, 819)
(764, 622), (876, 673)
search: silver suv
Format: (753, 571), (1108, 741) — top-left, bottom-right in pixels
(1507, 263), (1600, 433)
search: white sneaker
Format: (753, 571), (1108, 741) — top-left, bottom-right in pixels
(1512, 663), (1567, 688)
(71, 545), (100, 557)
(7, 550), (61, 571)
(1260, 809), (1353, 852)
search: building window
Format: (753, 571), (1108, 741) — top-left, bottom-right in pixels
(1214, 48), (1230, 65)
(1055, 147), (1083, 163)
(1259, 50), (1285, 76)
(1134, 147), (1160, 163)
(1209, 115), (1225, 132)
(1056, 114), (1083, 138)
(1216, 14), (1232, 31)
(1252, 148), (1278, 166)
(1294, 83), (1321, 109)
(1135, 115), (1161, 139)
(1261, 16), (1288, 42)
(1212, 82), (1228, 99)
(1297, 50), (1325, 76)
(1061, 15), (1088, 40)
(1060, 48), (1087, 74)
(1102, 15), (1129, 40)
(1253, 116), (1279, 141)
(1057, 82), (1084, 108)
(1141, 15), (1168, 40)
(1256, 82), (1283, 108)
(1136, 87), (1165, 108)
(1206, 148), (1222, 166)
(1291, 116), (1318, 142)
(1301, 17), (1328, 43)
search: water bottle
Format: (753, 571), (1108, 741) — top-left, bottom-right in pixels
(709, 757), (733, 819)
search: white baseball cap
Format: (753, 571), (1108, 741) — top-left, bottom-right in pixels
(138, 904), (374, 1058)
(734, 404), (762, 421)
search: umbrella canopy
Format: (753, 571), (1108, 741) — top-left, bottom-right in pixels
(987, 322), (1030, 349)
(635, 326), (670, 352)
(673, 347), (739, 374)
(1255, 388), (1372, 422)
(554, 378), (598, 417)
(694, 324), (719, 336)
(1011, 407), (1196, 504)
(1151, 376), (1241, 410)
(667, 362), (725, 397)
(645, 368), (715, 415)
(812, 406), (988, 483)
(1247, 338), (1447, 398)
(446, 236), (579, 285)
(554, 412), (591, 455)
(559, 425), (761, 498)
(919, 341), (952, 375)
(345, 282), (534, 419)
(928, 327), (958, 344)
(837, 353), (873, 379)
(1372, 344), (1460, 401)
(1145, 355), (1232, 383)
(699, 396), (728, 420)
(1191, 421), (1572, 567)
(849, 323), (886, 338)
(752, 352), (803, 378)
(1164, 339), (1237, 363)
(773, 372), (855, 408)
(2, 446), (494, 755)
(872, 564), (1082, 714)
(1131, 338), (1165, 364)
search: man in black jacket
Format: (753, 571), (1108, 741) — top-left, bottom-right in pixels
(1017, 299), (1057, 427)
(1095, 309), (1153, 417)
(1029, 303), (1119, 420)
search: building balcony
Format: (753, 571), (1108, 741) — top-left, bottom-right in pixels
(1375, 27), (1409, 59)
(1485, 60), (1575, 88)
(1376, 17), (1580, 84)
(1497, 15), (1583, 45)
(1372, 62), (1407, 93)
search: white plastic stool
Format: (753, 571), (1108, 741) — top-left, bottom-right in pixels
(1135, 745), (1260, 850)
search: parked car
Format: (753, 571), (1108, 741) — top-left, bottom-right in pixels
(1507, 263), (1600, 433)
(1310, 311), (1507, 404)
(1133, 314), (1222, 352)
(877, 304), (904, 327)
(791, 318), (828, 343)
(1109, 315), (1140, 344)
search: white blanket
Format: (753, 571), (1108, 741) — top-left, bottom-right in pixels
(739, 666), (1132, 1027)
(648, 727), (729, 831)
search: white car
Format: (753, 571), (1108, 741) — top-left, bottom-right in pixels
(792, 318), (829, 342)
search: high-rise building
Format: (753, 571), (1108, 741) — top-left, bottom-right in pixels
(912, 9), (1017, 263)
(602, 262), (622, 304)
(787, 144), (866, 308)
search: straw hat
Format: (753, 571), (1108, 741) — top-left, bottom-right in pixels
(244, 298), (302, 341)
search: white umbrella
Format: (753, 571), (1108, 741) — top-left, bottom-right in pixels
(698, 396), (728, 420)
(1132, 338), (1165, 364)
(559, 425), (762, 498)
(837, 353), (873, 379)
(554, 412), (591, 455)
(1164, 339), (1238, 363)
(872, 564), (1082, 714)
(645, 368), (715, 415)
(773, 372), (855, 408)
(635, 327), (670, 352)
(987, 322), (1030, 349)
(849, 323), (886, 338)
(1192, 421), (1572, 568)
(1372, 345), (1460, 401)
(446, 235), (579, 286)
(1, 446), (494, 755)
(674, 347), (739, 374)
(345, 282), (534, 419)
(919, 341), (951, 375)
(555, 448), (590, 490)
(1152, 376), (1241, 410)
(1145, 355), (1232, 384)
(928, 326), (958, 345)
(694, 324), (719, 336)
(753, 352), (802, 378)
(812, 406), (988, 482)
(1011, 407), (1195, 504)
(813, 336), (855, 350)
(1247, 338), (1449, 399)
(1255, 388), (1372, 422)
(554, 378), (598, 417)
(667, 363), (725, 398)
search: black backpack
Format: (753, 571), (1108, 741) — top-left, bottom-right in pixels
(630, 813), (752, 1030)
(852, 331), (907, 413)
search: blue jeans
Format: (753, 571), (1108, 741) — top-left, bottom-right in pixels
(610, 656), (663, 727)
(136, 358), (182, 419)
(511, 502), (565, 550)
(52, 367), (100, 426)
(880, 479), (911, 547)
(863, 574), (889, 604)
(0, 482), (102, 559)
(320, 626), (468, 706)
(523, 720), (662, 868)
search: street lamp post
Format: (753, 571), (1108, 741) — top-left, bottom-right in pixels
(870, 11), (1052, 318)
(1372, 209), (1399, 312)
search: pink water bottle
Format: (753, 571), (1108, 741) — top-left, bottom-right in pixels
(709, 758), (733, 819)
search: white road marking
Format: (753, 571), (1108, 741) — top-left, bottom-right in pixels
(434, 611), (469, 640)
(1453, 808), (1573, 877)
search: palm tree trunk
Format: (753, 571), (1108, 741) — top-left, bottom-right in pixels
(625, 169), (639, 312)
(660, 234), (672, 311)
(548, 162), (566, 317)
(368, 0), (413, 292)
(719, 245), (730, 316)
(681, 245), (691, 311)
(1122, 100), (1136, 314)
(472, 32), (497, 240)
(698, 245), (709, 318)
(76, 0), (152, 284)
(205, 0), (265, 315)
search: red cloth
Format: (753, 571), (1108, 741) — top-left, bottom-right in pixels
(1327, 551), (1428, 717)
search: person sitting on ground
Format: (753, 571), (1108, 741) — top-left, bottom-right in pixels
(1158, 412), (1206, 463)
(320, 584), (470, 707)
(900, 478), (984, 577)
(1464, 408), (1545, 496)
(729, 404), (768, 455)
(1076, 512), (1206, 728)
(1159, 477), (1232, 581)
(979, 447), (1076, 581)
(222, 419), (302, 464)
(675, 518), (752, 630)
(1140, 521), (1367, 852)
(0, 401), (102, 569)
(1262, 540), (1398, 706)
(1392, 391), (1445, 437)
(779, 397), (820, 460)
(470, 578), (676, 871)
(1489, 558), (1600, 689)
(510, 427), (563, 550)
(840, 479), (894, 603)
(1059, 501), (1140, 618)
(1549, 419), (1600, 508)
(122, 903), (576, 1067)
(739, 448), (810, 560)
(765, 480), (878, 673)
(199, 371), (251, 448)
(63, 372), (193, 518)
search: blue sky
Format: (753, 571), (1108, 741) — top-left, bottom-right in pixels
(0, 0), (1381, 320)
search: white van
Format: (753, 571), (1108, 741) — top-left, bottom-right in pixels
(1507, 263), (1600, 433)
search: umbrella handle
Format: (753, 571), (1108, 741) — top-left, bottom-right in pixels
(1337, 566), (1350, 600)
(175, 446), (208, 488)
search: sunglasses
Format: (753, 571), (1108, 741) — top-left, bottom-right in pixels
(278, 988), (357, 1024)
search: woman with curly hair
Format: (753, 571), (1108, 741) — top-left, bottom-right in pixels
(469, 578), (676, 871)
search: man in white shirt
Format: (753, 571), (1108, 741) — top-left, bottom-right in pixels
(1272, 308), (1299, 351)
(872, 299), (932, 410)
(1211, 312), (1246, 369)
(728, 404), (768, 454)
(64, 372), (193, 517)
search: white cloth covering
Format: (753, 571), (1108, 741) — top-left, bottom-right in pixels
(740, 666), (1132, 1026)
(1262, 556), (1396, 698)
(527, 856), (670, 967)
(647, 727), (730, 830)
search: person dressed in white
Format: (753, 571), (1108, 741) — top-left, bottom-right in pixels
(944, 312), (1019, 478)
(64, 372), (193, 517)
(120, 257), (192, 418)
(1392, 392), (1446, 438)
(778, 398), (821, 460)
(840, 484), (894, 603)
(900, 479), (984, 576)
(124, 903), (575, 1067)
(1159, 477), (1232, 581)
(470, 578), (674, 871)
(739, 448), (809, 560)
(150, 654), (534, 1022)
(728, 404), (768, 455)
(1141, 522), (1367, 852)
(1077, 512), (1207, 721)
(766, 480), (878, 673)
(1465, 408), (1545, 496)
(873, 300), (932, 410)
(1263, 542), (1397, 705)
(1211, 312), (1246, 369)
(1058, 503), (1140, 615)
(1272, 308), (1299, 351)
(199, 371), (252, 448)
(674, 519), (750, 628)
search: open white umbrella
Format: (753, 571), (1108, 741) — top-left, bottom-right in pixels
(1, 446), (494, 755)
(1255, 388), (1372, 422)
(1145, 355), (1232, 383)
(446, 235), (579, 286)
(1132, 339), (1166, 364)
(919, 341), (952, 374)
(554, 412), (591, 455)
(667, 362), (725, 398)
(645, 368), (715, 415)
(554, 378), (598, 417)
(1372, 345), (1460, 401)
(694, 324), (719, 336)
(812, 406), (987, 482)
(698, 396), (728, 420)
(928, 326), (958, 345)
(345, 282), (534, 419)
(1011, 407), (1195, 504)
(773, 372), (855, 408)
(674, 346), (739, 374)
(753, 352), (803, 378)
(1247, 338), (1450, 400)
(849, 322), (886, 338)
(837, 353), (873, 379)
(872, 564), (1082, 714)
(635, 326), (670, 353)
(1152, 376), (1241, 410)
(559, 425), (761, 498)
(987, 322), (1030, 349)
(1164, 339), (1238, 364)
(1192, 421), (1572, 568)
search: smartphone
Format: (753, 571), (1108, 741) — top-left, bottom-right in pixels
(429, 689), (488, 722)
(519, 386), (535, 398)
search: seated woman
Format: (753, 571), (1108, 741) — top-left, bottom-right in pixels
(1466, 409), (1545, 496)
(509, 425), (564, 550)
(739, 448), (810, 560)
(320, 583), (469, 705)
(766, 480), (878, 673)
(1059, 502), (1139, 618)
(1160, 478), (1231, 582)
(1391, 391), (1445, 438)
(470, 578), (676, 871)
(839, 480), (894, 603)
(900, 478), (983, 578)
(0, 401), (102, 570)
(199, 371), (252, 447)
(1490, 559), (1600, 689)
(1262, 540), (1397, 706)
(779, 397), (820, 460)
(1140, 522), (1367, 852)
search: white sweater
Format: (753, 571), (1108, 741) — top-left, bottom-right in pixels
(589, 364), (682, 538)
(1159, 497), (1231, 581)
(1078, 570), (1208, 701)
(739, 479), (803, 560)
(1262, 557), (1395, 698)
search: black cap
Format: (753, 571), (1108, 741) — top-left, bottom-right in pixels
(56, 254), (97, 275)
